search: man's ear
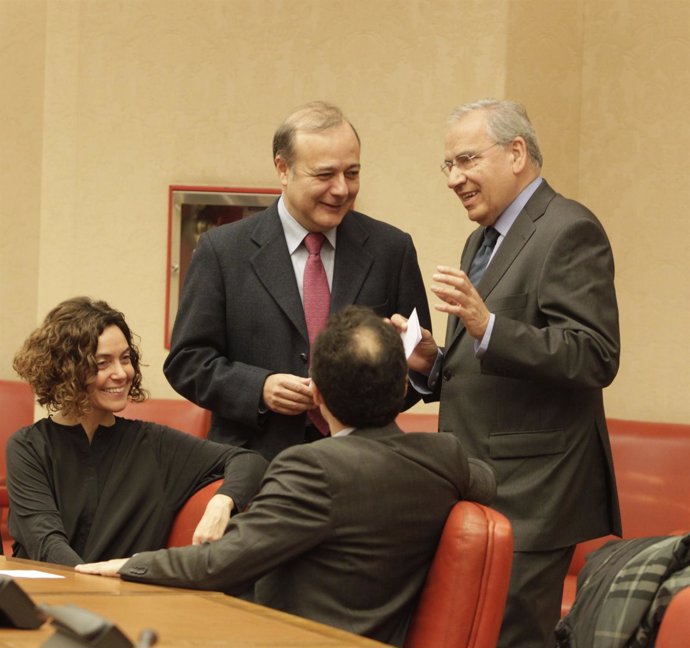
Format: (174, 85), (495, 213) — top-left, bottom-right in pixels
(510, 136), (529, 174)
(275, 155), (290, 188)
(312, 381), (324, 406)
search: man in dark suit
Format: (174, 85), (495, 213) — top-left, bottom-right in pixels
(393, 99), (621, 648)
(77, 306), (496, 647)
(164, 101), (431, 460)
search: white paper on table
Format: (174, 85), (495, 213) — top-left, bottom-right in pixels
(402, 308), (422, 359)
(0, 569), (65, 579)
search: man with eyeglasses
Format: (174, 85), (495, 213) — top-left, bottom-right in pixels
(392, 99), (621, 648)
(164, 101), (431, 461)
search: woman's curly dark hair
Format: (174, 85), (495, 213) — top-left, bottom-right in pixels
(13, 297), (147, 418)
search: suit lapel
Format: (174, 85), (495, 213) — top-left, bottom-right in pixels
(461, 231), (484, 276)
(445, 181), (557, 352)
(330, 213), (374, 313)
(477, 215), (535, 298)
(249, 205), (309, 342)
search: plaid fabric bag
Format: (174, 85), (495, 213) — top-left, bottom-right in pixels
(555, 534), (690, 648)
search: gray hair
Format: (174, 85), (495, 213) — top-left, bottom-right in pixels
(449, 99), (543, 168)
(272, 101), (360, 166)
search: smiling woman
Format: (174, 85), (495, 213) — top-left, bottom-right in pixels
(5, 297), (267, 567)
(13, 298), (148, 439)
(84, 325), (137, 430)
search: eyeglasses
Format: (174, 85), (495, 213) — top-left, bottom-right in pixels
(440, 142), (501, 176)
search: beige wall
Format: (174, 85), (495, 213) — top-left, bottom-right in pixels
(1, 0), (688, 423)
(0, 0), (45, 383)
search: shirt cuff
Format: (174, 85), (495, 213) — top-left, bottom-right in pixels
(474, 313), (495, 357)
(409, 349), (444, 394)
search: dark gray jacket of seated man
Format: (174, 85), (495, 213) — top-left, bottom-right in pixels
(117, 423), (495, 647)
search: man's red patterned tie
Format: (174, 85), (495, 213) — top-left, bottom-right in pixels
(303, 232), (330, 436)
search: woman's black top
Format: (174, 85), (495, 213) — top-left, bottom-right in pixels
(6, 416), (267, 566)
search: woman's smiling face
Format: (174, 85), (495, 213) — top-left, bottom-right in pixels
(87, 324), (134, 417)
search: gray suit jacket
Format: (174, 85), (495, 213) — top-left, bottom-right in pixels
(119, 424), (495, 647)
(164, 202), (431, 460)
(433, 180), (622, 551)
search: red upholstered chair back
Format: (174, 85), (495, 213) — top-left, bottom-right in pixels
(120, 398), (211, 438)
(0, 380), (34, 481)
(0, 380), (34, 555)
(562, 418), (690, 616)
(405, 501), (513, 648)
(605, 418), (690, 537)
(166, 479), (223, 548)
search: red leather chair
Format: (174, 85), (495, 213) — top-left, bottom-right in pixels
(656, 587), (690, 648)
(167, 479), (223, 547)
(0, 379), (34, 480)
(562, 418), (690, 616)
(120, 398), (211, 438)
(0, 379), (34, 555)
(405, 501), (513, 648)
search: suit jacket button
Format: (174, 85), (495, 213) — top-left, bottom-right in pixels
(443, 369), (452, 381)
(299, 353), (308, 363)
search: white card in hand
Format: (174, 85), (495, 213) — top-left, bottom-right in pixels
(402, 308), (422, 359)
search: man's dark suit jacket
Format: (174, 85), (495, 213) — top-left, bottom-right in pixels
(164, 202), (431, 459)
(432, 180), (622, 552)
(118, 424), (495, 647)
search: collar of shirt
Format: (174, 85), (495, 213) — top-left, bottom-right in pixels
(493, 176), (543, 241)
(277, 195), (337, 253)
(277, 196), (336, 297)
(332, 426), (355, 438)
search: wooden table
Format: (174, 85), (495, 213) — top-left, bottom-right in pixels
(0, 557), (389, 647)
